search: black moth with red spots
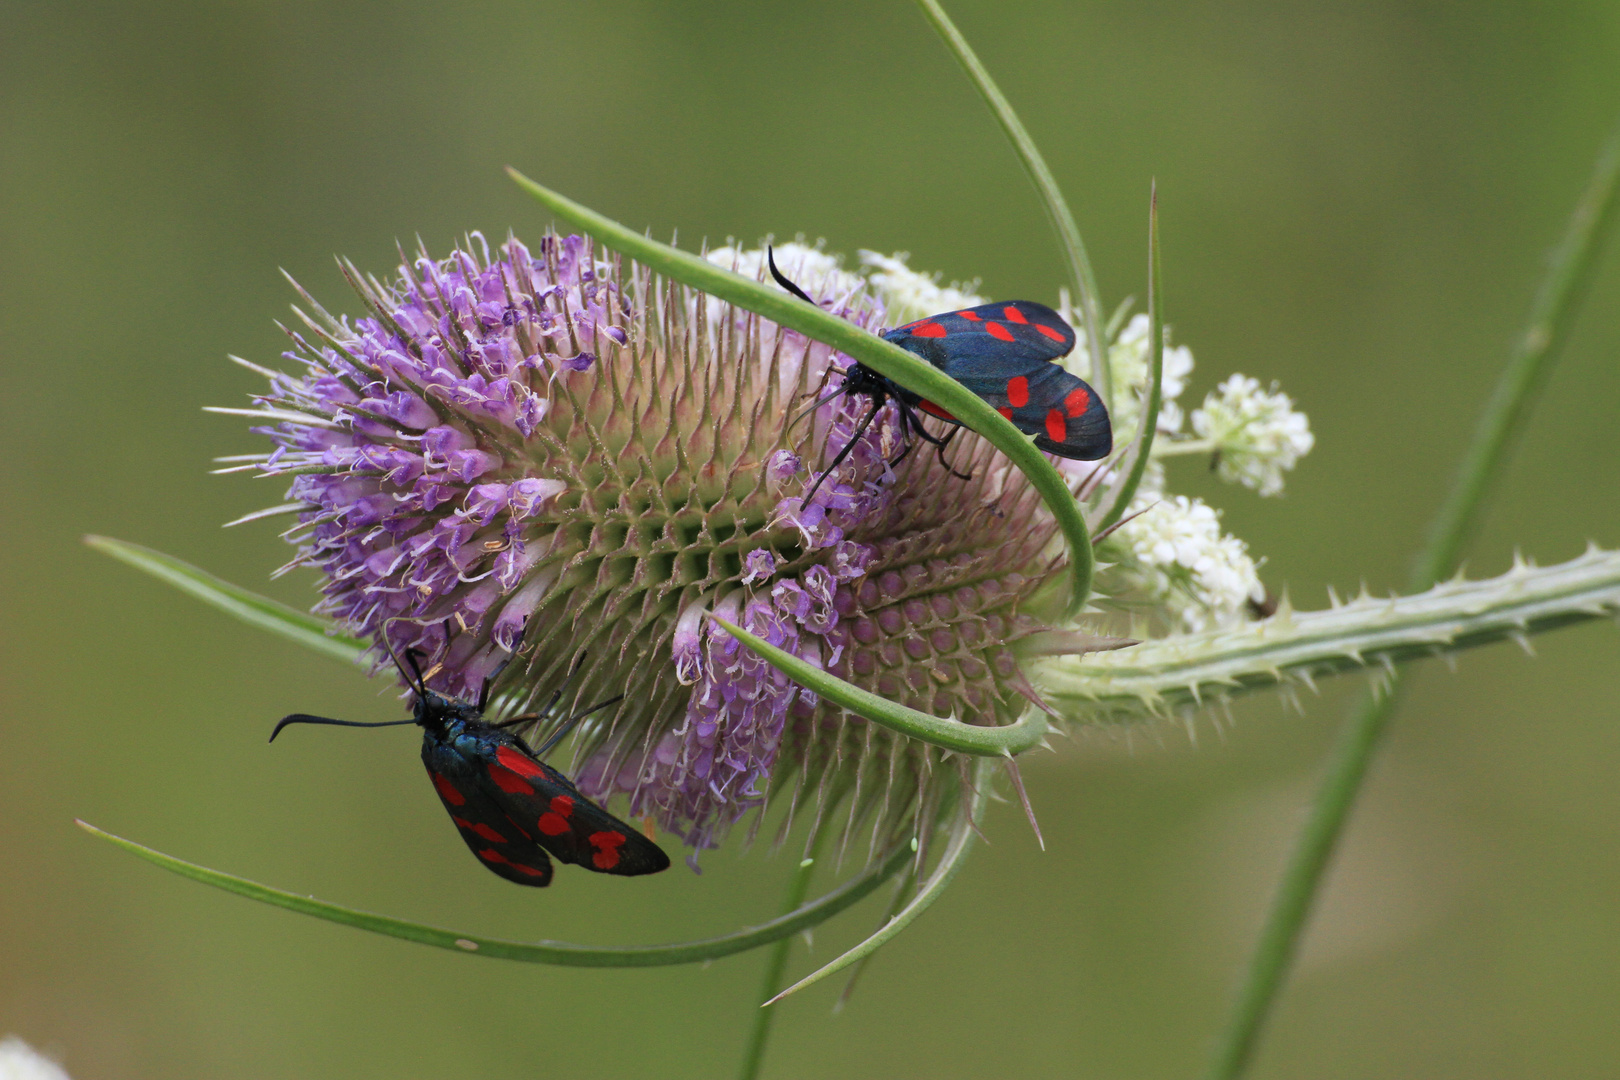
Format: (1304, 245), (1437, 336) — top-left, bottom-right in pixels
(270, 652), (669, 887)
(769, 248), (1111, 502)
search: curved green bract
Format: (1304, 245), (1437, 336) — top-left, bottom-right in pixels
(506, 170), (1094, 617)
(763, 757), (992, 1005)
(710, 617), (1047, 757)
(912, 0), (1110, 404)
(78, 820), (914, 967)
(1094, 186), (1164, 533)
(85, 535), (365, 665)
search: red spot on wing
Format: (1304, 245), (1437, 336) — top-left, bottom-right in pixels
(912, 322), (948, 338)
(495, 745), (546, 779)
(1064, 386), (1091, 417)
(1045, 409), (1067, 442)
(486, 763), (533, 794)
(1006, 376), (1029, 407)
(431, 772), (467, 806)
(985, 321), (1014, 342)
(589, 831), (626, 870)
(536, 796), (575, 837)
(1036, 324), (1066, 343)
(1003, 305), (1028, 324)
(957, 310), (982, 321)
(998, 406), (1014, 420)
(470, 822), (507, 843)
(477, 848), (547, 877)
(919, 400), (956, 421)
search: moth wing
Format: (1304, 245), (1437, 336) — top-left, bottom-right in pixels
(908, 353), (1111, 459)
(885, 301), (1076, 367)
(480, 742), (672, 878)
(422, 747), (555, 887)
(1007, 364), (1113, 460)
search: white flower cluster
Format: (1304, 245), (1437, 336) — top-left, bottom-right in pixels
(1105, 312), (1195, 437)
(0, 1038), (72, 1080)
(1190, 375), (1315, 496)
(857, 250), (985, 325)
(1111, 494), (1266, 632)
(1099, 312), (1299, 627)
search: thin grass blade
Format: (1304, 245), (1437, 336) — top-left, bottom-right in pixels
(912, 0), (1109, 402)
(85, 536), (364, 665)
(1095, 183), (1164, 531)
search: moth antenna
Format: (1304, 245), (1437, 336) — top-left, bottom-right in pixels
(269, 715), (418, 743)
(767, 246), (818, 306)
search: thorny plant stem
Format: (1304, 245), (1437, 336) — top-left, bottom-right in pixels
(1202, 111), (1620, 1080)
(912, 0), (1112, 405)
(737, 831), (830, 1080)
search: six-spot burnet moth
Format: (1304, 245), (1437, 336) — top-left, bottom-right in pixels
(270, 643), (670, 887)
(769, 248), (1112, 503)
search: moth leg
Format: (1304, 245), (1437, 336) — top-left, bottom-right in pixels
(932, 425), (972, 480)
(801, 394), (885, 505)
(893, 400), (971, 479)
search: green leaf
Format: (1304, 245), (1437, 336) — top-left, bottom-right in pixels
(78, 820), (913, 968)
(711, 617), (1048, 757)
(762, 757), (992, 1005)
(506, 170), (1095, 618)
(84, 536), (364, 665)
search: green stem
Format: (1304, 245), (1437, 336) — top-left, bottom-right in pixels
(1095, 184), (1163, 531)
(913, 0), (1111, 403)
(1202, 111), (1620, 1080)
(1043, 546), (1620, 716)
(711, 617), (1047, 756)
(1150, 438), (1217, 458)
(737, 832), (831, 1080)
(507, 170), (1094, 617)
(79, 820), (911, 968)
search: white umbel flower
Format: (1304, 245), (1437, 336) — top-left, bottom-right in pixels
(1191, 374), (1315, 496)
(1107, 313), (1195, 438)
(1112, 494), (1265, 632)
(0, 1039), (72, 1080)
(858, 250), (985, 325)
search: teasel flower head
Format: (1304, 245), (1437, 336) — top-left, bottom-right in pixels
(232, 234), (1083, 860)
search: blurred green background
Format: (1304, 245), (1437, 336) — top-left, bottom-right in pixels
(3, 2), (1619, 1077)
